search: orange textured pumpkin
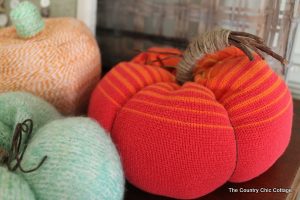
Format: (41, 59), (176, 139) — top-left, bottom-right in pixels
(0, 17), (101, 115)
(88, 29), (293, 199)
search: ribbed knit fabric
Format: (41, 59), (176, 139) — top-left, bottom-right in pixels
(88, 46), (293, 199)
(0, 92), (125, 200)
(194, 46), (293, 182)
(0, 18), (101, 115)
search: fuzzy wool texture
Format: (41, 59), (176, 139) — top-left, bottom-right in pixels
(0, 167), (35, 200)
(0, 92), (61, 152)
(10, 1), (45, 38)
(0, 92), (125, 200)
(22, 117), (125, 200)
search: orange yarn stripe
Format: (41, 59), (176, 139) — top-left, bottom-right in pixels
(122, 107), (233, 129)
(194, 58), (218, 74)
(105, 77), (127, 98)
(216, 58), (249, 88)
(148, 85), (214, 99)
(223, 61), (265, 91)
(146, 66), (163, 82)
(235, 97), (292, 129)
(222, 69), (273, 104)
(111, 68), (137, 94)
(130, 63), (154, 85)
(97, 86), (121, 107)
(228, 77), (282, 112)
(130, 98), (229, 118)
(121, 63), (144, 88)
(157, 67), (174, 82)
(139, 90), (224, 108)
(232, 87), (289, 121)
(183, 83), (215, 97)
(210, 57), (248, 88)
(154, 83), (176, 90)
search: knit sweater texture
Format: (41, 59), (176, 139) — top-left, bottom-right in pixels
(88, 46), (293, 199)
(0, 92), (125, 200)
(0, 18), (101, 115)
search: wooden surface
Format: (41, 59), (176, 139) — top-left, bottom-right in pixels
(124, 100), (300, 200)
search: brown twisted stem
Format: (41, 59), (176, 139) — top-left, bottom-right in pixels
(175, 29), (288, 84)
(0, 119), (47, 173)
(0, 148), (8, 163)
(229, 32), (287, 65)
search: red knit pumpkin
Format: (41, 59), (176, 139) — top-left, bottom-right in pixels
(88, 30), (293, 199)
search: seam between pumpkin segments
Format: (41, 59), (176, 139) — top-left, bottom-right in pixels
(227, 112), (239, 182)
(107, 64), (175, 133)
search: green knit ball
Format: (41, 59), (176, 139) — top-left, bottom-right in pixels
(10, 1), (45, 38)
(0, 167), (35, 200)
(0, 92), (61, 152)
(22, 117), (125, 200)
(0, 92), (124, 200)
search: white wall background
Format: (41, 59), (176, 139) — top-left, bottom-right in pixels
(287, 25), (300, 100)
(77, 0), (97, 35)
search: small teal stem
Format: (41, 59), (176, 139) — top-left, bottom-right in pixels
(10, 1), (45, 38)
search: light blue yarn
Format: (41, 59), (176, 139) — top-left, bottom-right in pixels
(21, 117), (125, 200)
(0, 167), (35, 200)
(0, 92), (61, 152)
(0, 92), (125, 200)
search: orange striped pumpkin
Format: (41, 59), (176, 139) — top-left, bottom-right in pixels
(88, 37), (293, 198)
(0, 18), (101, 115)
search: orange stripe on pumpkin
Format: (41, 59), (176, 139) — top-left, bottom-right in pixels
(224, 61), (265, 91)
(122, 107), (233, 129)
(222, 69), (273, 104)
(104, 77), (127, 98)
(110, 68), (137, 94)
(148, 84), (214, 99)
(120, 63), (145, 88)
(130, 63), (154, 85)
(194, 58), (218, 74)
(153, 82), (176, 90)
(156, 67), (174, 82)
(235, 97), (292, 129)
(210, 57), (248, 88)
(183, 83), (216, 98)
(228, 77), (282, 112)
(97, 86), (121, 107)
(138, 90), (224, 109)
(216, 58), (250, 88)
(231, 87), (289, 122)
(146, 66), (163, 82)
(130, 98), (229, 118)
(239, 61), (266, 80)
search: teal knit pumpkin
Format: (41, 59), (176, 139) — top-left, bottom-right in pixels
(0, 92), (61, 152)
(0, 167), (35, 200)
(0, 92), (124, 200)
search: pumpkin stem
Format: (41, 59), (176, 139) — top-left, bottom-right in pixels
(0, 119), (47, 173)
(229, 31), (288, 67)
(10, 1), (45, 38)
(175, 29), (288, 84)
